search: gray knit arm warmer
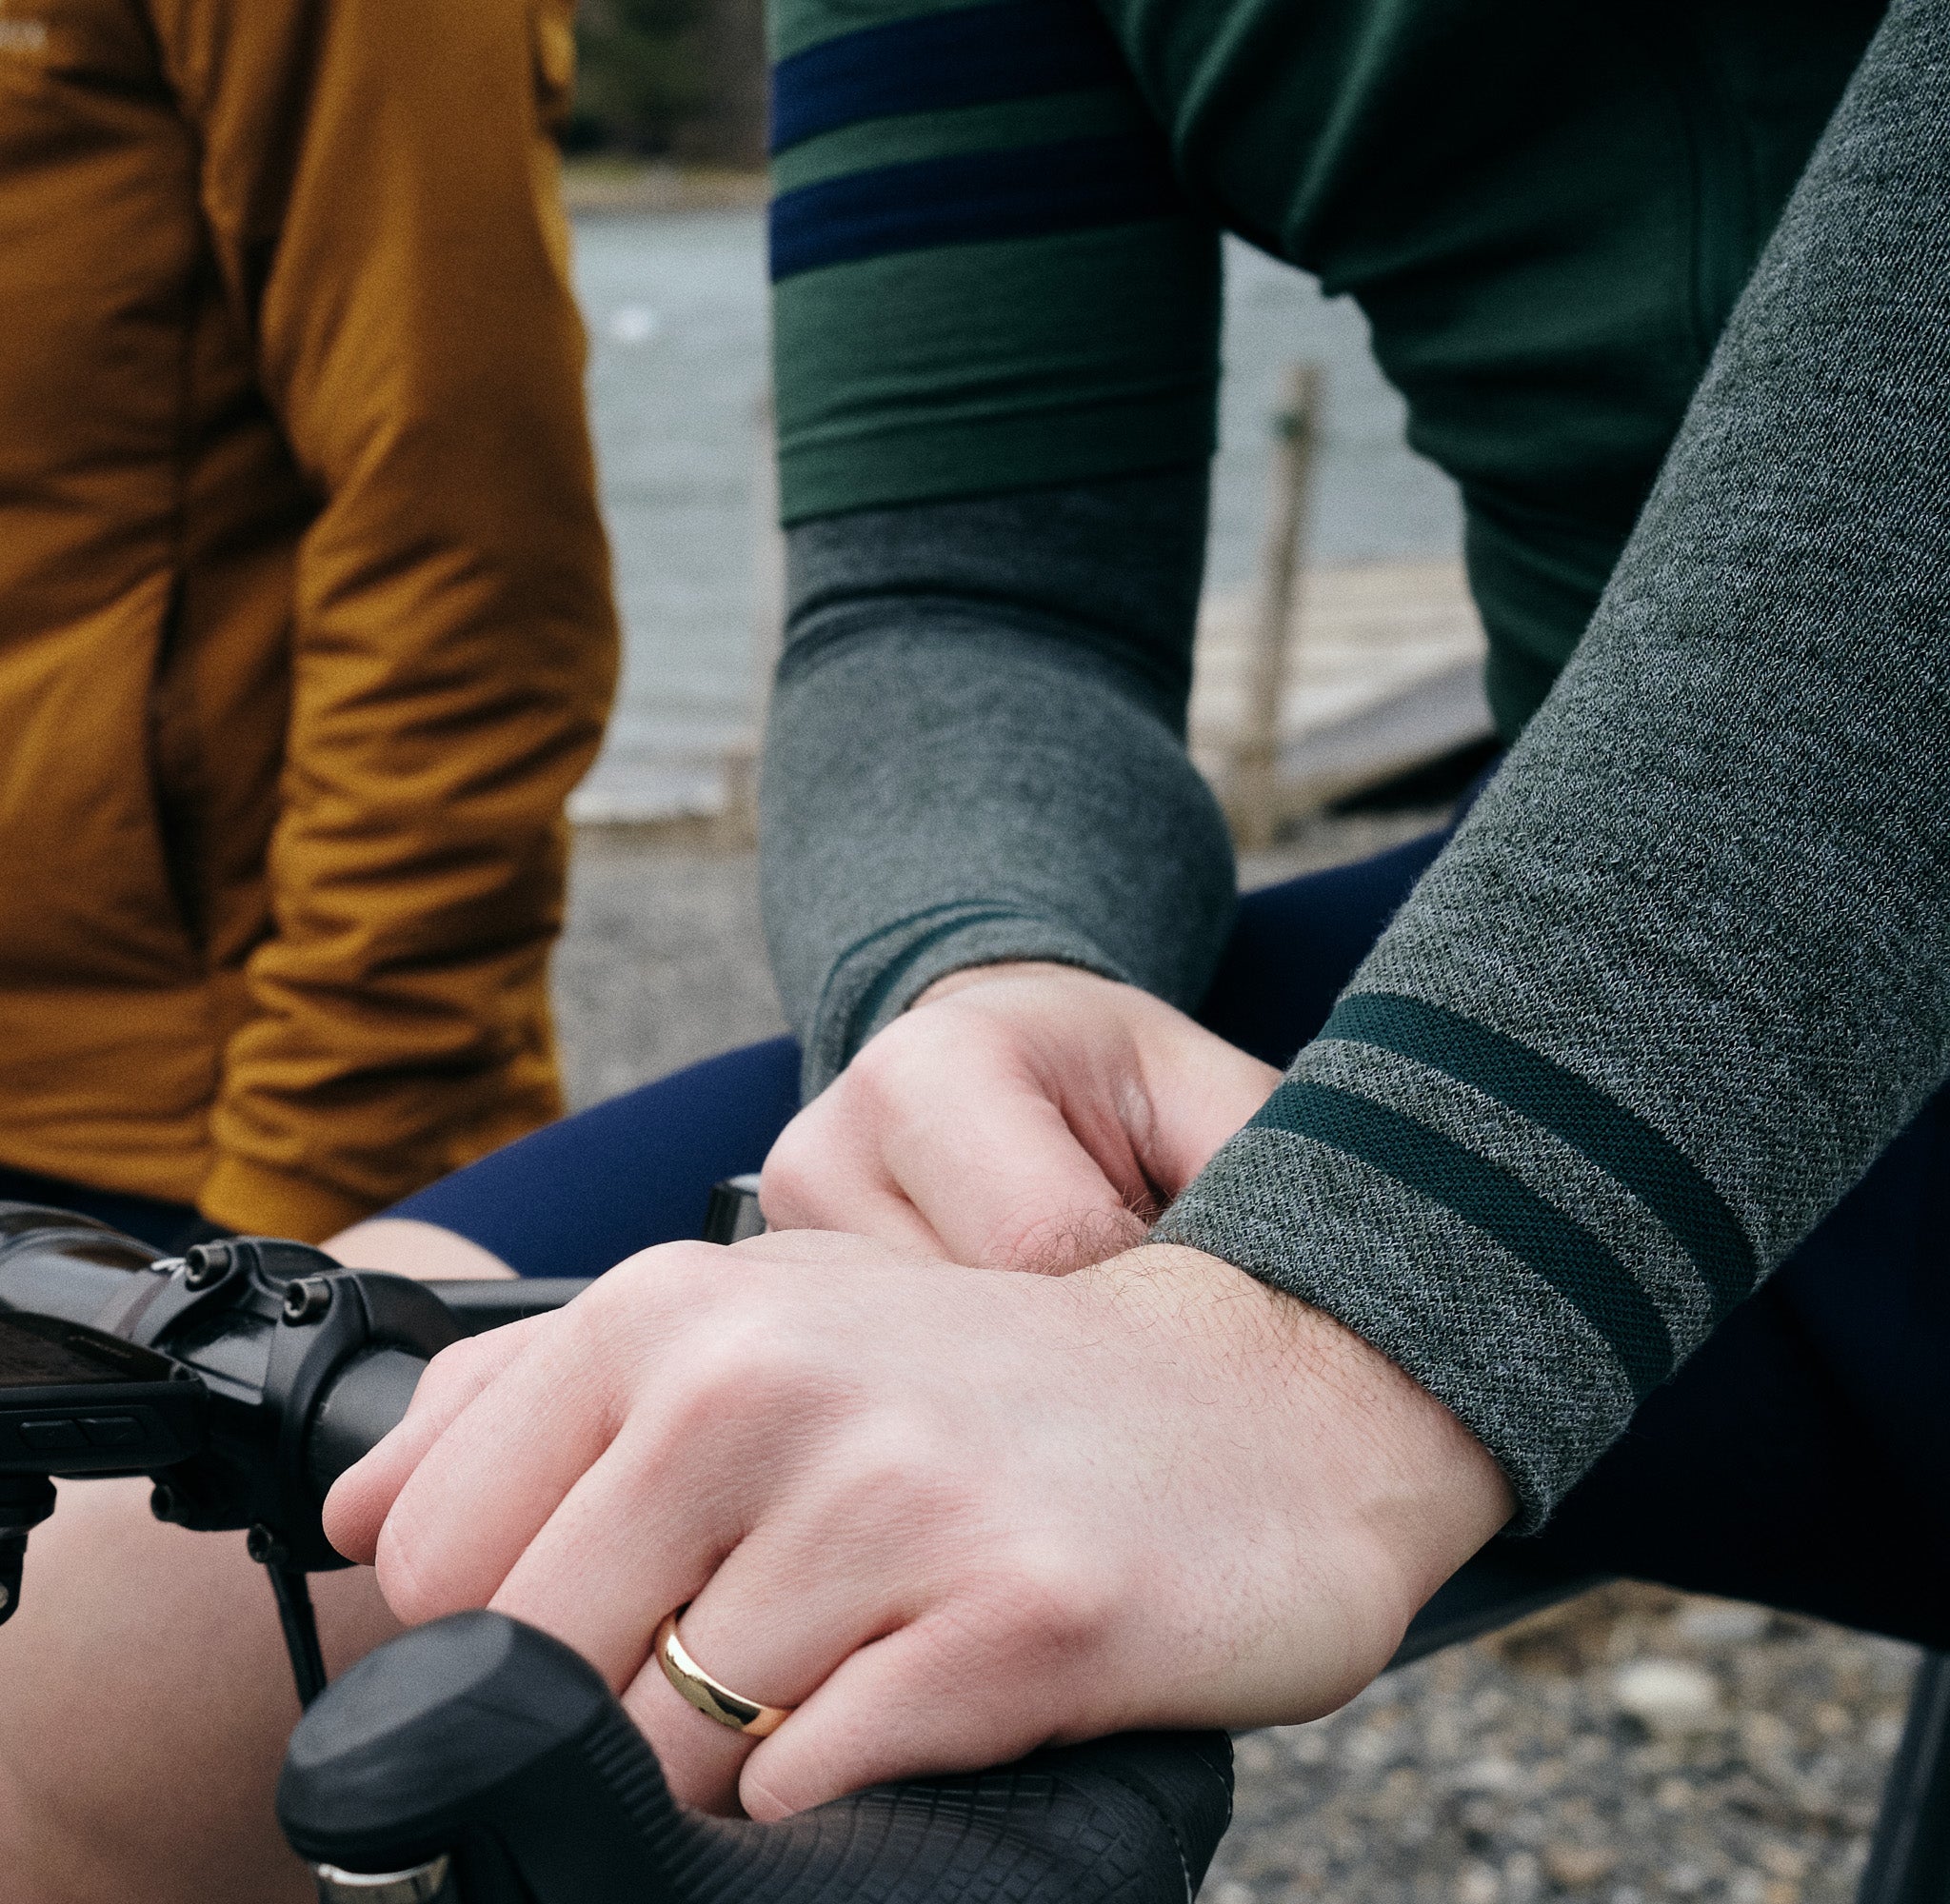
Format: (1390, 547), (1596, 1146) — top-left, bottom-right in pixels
(1156, 0), (1950, 1529)
(760, 467), (1236, 1099)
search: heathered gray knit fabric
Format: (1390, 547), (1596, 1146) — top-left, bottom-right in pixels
(760, 467), (1233, 1097)
(1156, 0), (1950, 1524)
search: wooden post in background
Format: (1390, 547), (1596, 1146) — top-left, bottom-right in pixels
(722, 384), (785, 847)
(1224, 363), (1321, 852)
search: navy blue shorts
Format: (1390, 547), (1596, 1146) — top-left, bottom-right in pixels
(12, 822), (1946, 1649)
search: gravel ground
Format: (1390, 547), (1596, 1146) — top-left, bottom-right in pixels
(549, 813), (1920, 1904)
(1211, 1585), (1916, 1904)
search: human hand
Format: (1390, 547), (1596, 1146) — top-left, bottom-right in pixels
(324, 1230), (1513, 1822)
(762, 963), (1281, 1273)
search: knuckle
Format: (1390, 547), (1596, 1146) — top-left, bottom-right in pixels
(671, 1299), (829, 1416)
(598, 1241), (720, 1316)
(833, 1414), (965, 1519)
(758, 1132), (821, 1223)
(645, 1239), (725, 1286)
(558, 1294), (628, 1380)
(411, 1335), (490, 1411)
(848, 1010), (961, 1101)
(838, 1035), (910, 1116)
(990, 1545), (1121, 1659)
(899, 1548), (1120, 1716)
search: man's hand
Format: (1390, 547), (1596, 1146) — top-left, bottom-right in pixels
(762, 963), (1281, 1272)
(325, 1231), (1513, 1823)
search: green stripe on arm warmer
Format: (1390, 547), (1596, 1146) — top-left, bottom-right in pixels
(1156, 0), (1950, 1527)
(767, 0), (1223, 524)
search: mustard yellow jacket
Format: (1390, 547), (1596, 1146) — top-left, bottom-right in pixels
(0, 0), (619, 1239)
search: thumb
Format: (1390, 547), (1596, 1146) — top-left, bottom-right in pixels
(1130, 1022), (1283, 1198)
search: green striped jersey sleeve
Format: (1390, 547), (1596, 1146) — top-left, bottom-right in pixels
(767, 0), (1222, 523)
(1157, 0), (1950, 1527)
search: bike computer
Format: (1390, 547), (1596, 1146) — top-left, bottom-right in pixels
(0, 1313), (204, 1475)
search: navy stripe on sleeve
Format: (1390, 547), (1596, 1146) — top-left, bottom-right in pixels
(1323, 993), (1758, 1316)
(769, 133), (1183, 280)
(1251, 1080), (1676, 1399)
(771, 0), (1128, 154)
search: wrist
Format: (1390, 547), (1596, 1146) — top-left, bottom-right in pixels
(1084, 1242), (1515, 1626)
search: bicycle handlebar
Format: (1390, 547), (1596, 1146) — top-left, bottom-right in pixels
(280, 1611), (1232, 1904)
(0, 1202), (1236, 1903)
(278, 1292), (1236, 1903)
(0, 1197), (1604, 1904)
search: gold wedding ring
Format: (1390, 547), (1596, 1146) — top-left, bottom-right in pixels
(653, 1607), (792, 1737)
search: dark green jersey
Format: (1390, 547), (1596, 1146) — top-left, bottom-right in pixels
(761, 0), (1950, 1523)
(768, 0), (1880, 732)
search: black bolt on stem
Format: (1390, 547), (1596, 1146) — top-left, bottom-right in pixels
(251, 1524), (329, 1707)
(181, 1240), (235, 1291)
(284, 1277), (335, 1324)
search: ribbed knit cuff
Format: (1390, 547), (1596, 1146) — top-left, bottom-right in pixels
(1155, 991), (1760, 1530)
(801, 903), (1130, 1098)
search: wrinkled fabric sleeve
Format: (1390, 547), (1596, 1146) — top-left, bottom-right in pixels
(762, 470), (1236, 1098)
(1156, 0), (1950, 1528)
(763, 0), (1235, 1098)
(147, 0), (618, 1239)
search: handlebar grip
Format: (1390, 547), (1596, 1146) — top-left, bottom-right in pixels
(279, 1612), (1232, 1904)
(306, 1348), (429, 1499)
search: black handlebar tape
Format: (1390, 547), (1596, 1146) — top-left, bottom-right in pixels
(279, 1612), (1233, 1904)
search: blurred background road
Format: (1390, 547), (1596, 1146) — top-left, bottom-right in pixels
(567, 208), (1466, 818)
